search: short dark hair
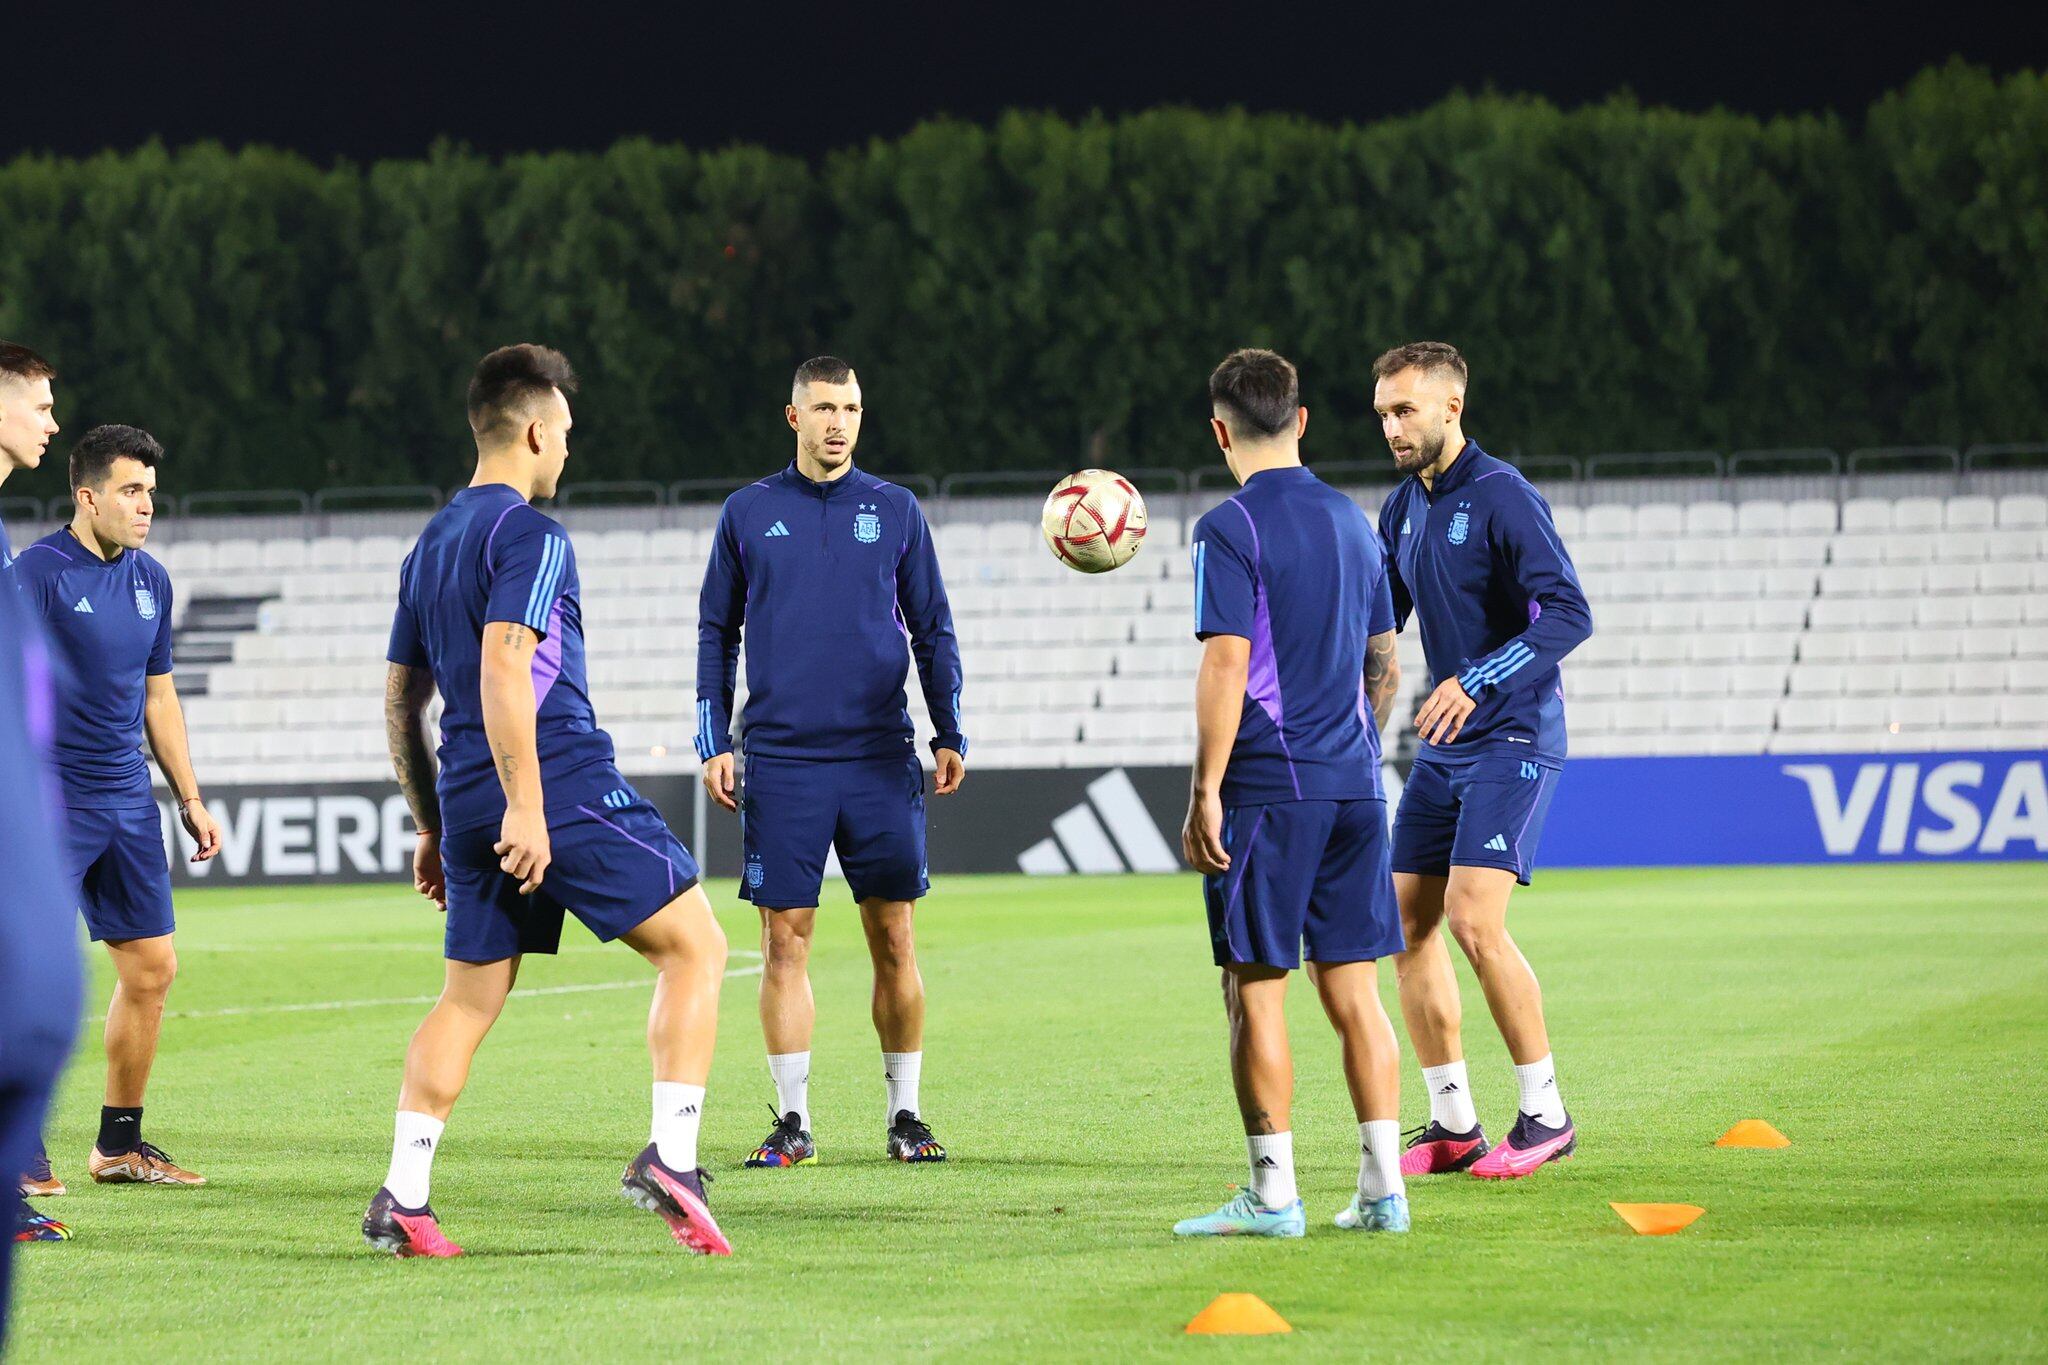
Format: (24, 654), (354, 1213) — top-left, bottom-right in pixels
(0, 341), (56, 386)
(70, 424), (164, 492)
(1208, 348), (1301, 438)
(792, 356), (854, 393)
(467, 344), (577, 440)
(1371, 341), (1468, 389)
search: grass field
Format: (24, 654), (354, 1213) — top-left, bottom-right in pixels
(11, 866), (2047, 1360)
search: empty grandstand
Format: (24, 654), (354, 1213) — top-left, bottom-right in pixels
(3, 471), (2041, 789)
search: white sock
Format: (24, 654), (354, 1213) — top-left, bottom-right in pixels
(1423, 1059), (1480, 1133)
(1246, 1132), (1297, 1208)
(1515, 1054), (1567, 1128)
(1359, 1120), (1405, 1202)
(883, 1050), (922, 1122)
(767, 1051), (811, 1131)
(651, 1082), (706, 1172)
(384, 1111), (443, 1209)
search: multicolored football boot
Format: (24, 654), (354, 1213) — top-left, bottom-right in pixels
(745, 1109), (816, 1168)
(886, 1110), (946, 1163)
(1334, 1191), (1411, 1233)
(1468, 1112), (1577, 1179)
(14, 1199), (70, 1243)
(20, 1144), (64, 1198)
(620, 1143), (732, 1256)
(89, 1141), (205, 1185)
(361, 1187), (463, 1258)
(1399, 1120), (1492, 1175)
(1172, 1189), (1306, 1238)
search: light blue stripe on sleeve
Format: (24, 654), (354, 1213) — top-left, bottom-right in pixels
(1192, 541), (1206, 633)
(523, 535), (565, 628)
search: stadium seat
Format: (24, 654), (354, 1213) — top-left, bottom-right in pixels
(1883, 531), (1942, 565)
(1944, 496), (1996, 530)
(1831, 536), (1886, 566)
(2001, 694), (2048, 727)
(1772, 534), (1831, 566)
(1959, 628), (2016, 661)
(1980, 561), (2031, 593)
(1682, 501), (1736, 537)
(1924, 563), (1976, 595)
(1914, 598), (1972, 628)
(1892, 497), (1943, 532)
(1996, 493), (2048, 529)
(1971, 596), (2025, 627)
(1634, 503), (1684, 538)
(1734, 500), (1788, 535)
(1786, 499), (1839, 534)
(1584, 504), (1633, 539)
(1840, 497), (1892, 532)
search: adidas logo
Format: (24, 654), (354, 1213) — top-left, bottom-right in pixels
(764, 520), (791, 538)
(1484, 834), (1509, 853)
(1016, 769), (1177, 874)
(72, 597), (94, 614)
(1437, 1083), (1460, 1094)
(676, 1104), (699, 1117)
(1254, 1156), (1279, 1169)
(409, 1137), (434, 1149)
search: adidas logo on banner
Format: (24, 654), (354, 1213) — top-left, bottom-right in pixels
(72, 597), (94, 614)
(1484, 834), (1509, 852)
(1016, 769), (1179, 875)
(764, 521), (791, 538)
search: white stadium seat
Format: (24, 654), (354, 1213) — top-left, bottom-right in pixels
(1583, 504), (1633, 539)
(1840, 497), (1893, 533)
(1634, 503), (1684, 538)
(1734, 500), (1788, 535)
(1892, 497), (1943, 531)
(1785, 500), (1839, 535)
(1883, 531), (1941, 564)
(1682, 501), (1736, 537)
(1996, 493), (2047, 529)
(1944, 496), (1996, 530)
(1549, 505), (1583, 538)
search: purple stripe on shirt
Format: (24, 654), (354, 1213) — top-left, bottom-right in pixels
(482, 501), (522, 563)
(1227, 496), (1303, 800)
(530, 598), (565, 705)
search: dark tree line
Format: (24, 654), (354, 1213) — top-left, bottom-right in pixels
(0, 63), (2040, 495)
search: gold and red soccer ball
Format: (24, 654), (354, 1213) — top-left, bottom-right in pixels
(1041, 469), (1148, 574)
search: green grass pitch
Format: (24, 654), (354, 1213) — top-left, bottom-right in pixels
(12, 865), (2047, 1360)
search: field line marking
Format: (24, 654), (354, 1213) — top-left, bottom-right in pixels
(168, 955), (763, 1020)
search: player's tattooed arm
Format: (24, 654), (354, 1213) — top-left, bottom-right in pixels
(479, 620), (545, 811)
(1364, 629), (1402, 732)
(384, 662), (441, 832)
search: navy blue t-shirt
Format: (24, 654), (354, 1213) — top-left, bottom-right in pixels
(1191, 466), (1397, 806)
(1379, 441), (1593, 767)
(388, 484), (618, 835)
(7, 529), (174, 809)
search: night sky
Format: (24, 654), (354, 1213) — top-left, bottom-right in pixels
(11, 1), (2046, 162)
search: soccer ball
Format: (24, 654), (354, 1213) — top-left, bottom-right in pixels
(1041, 469), (1148, 573)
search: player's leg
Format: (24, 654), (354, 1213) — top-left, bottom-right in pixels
(81, 807), (198, 1185)
(739, 754), (832, 1167)
(363, 824), (533, 1257)
(1175, 803), (1308, 1238)
(1304, 798), (1411, 1231)
(1442, 761), (1575, 1178)
(527, 790), (734, 1254)
(837, 755), (942, 1162)
(1390, 759), (1490, 1174)
(615, 881), (736, 1256)
(363, 954), (519, 1257)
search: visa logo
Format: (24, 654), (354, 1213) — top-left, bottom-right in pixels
(1782, 760), (2048, 856)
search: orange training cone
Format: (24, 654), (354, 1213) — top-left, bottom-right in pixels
(1186, 1293), (1292, 1335)
(1715, 1120), (1790, 1149)
(1609, 1203), (1705, 1236)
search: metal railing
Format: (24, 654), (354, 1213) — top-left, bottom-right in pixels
(5, 442), (2042, 545)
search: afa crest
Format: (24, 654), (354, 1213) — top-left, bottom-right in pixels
(134, 586), (158, 620)
(746, 856), (765, 889)
(854, 502), (882, 544)
(1447, 511), (1470, 546)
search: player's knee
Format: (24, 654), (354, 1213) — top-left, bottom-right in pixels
(869, 922), (916, 973)
(123, 947), (178, 1000)
(764, 925), (810, 972)
(1447, 911), (1507, 962)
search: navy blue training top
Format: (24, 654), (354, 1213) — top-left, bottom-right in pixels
(388, 484), (619, 835)
(1191, 466), (1398, 806)
(695, 463), (966, 763)
(1378, 441), (1593, 767)
(8, 528), (174, 809)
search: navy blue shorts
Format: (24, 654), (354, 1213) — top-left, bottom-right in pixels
(1391, 755), (1562, 886)
(1203, 799), (1404, 970)
(440, 785), (700, 964)
(740, 753), (928, 909)
(60, 804), (175, 942)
